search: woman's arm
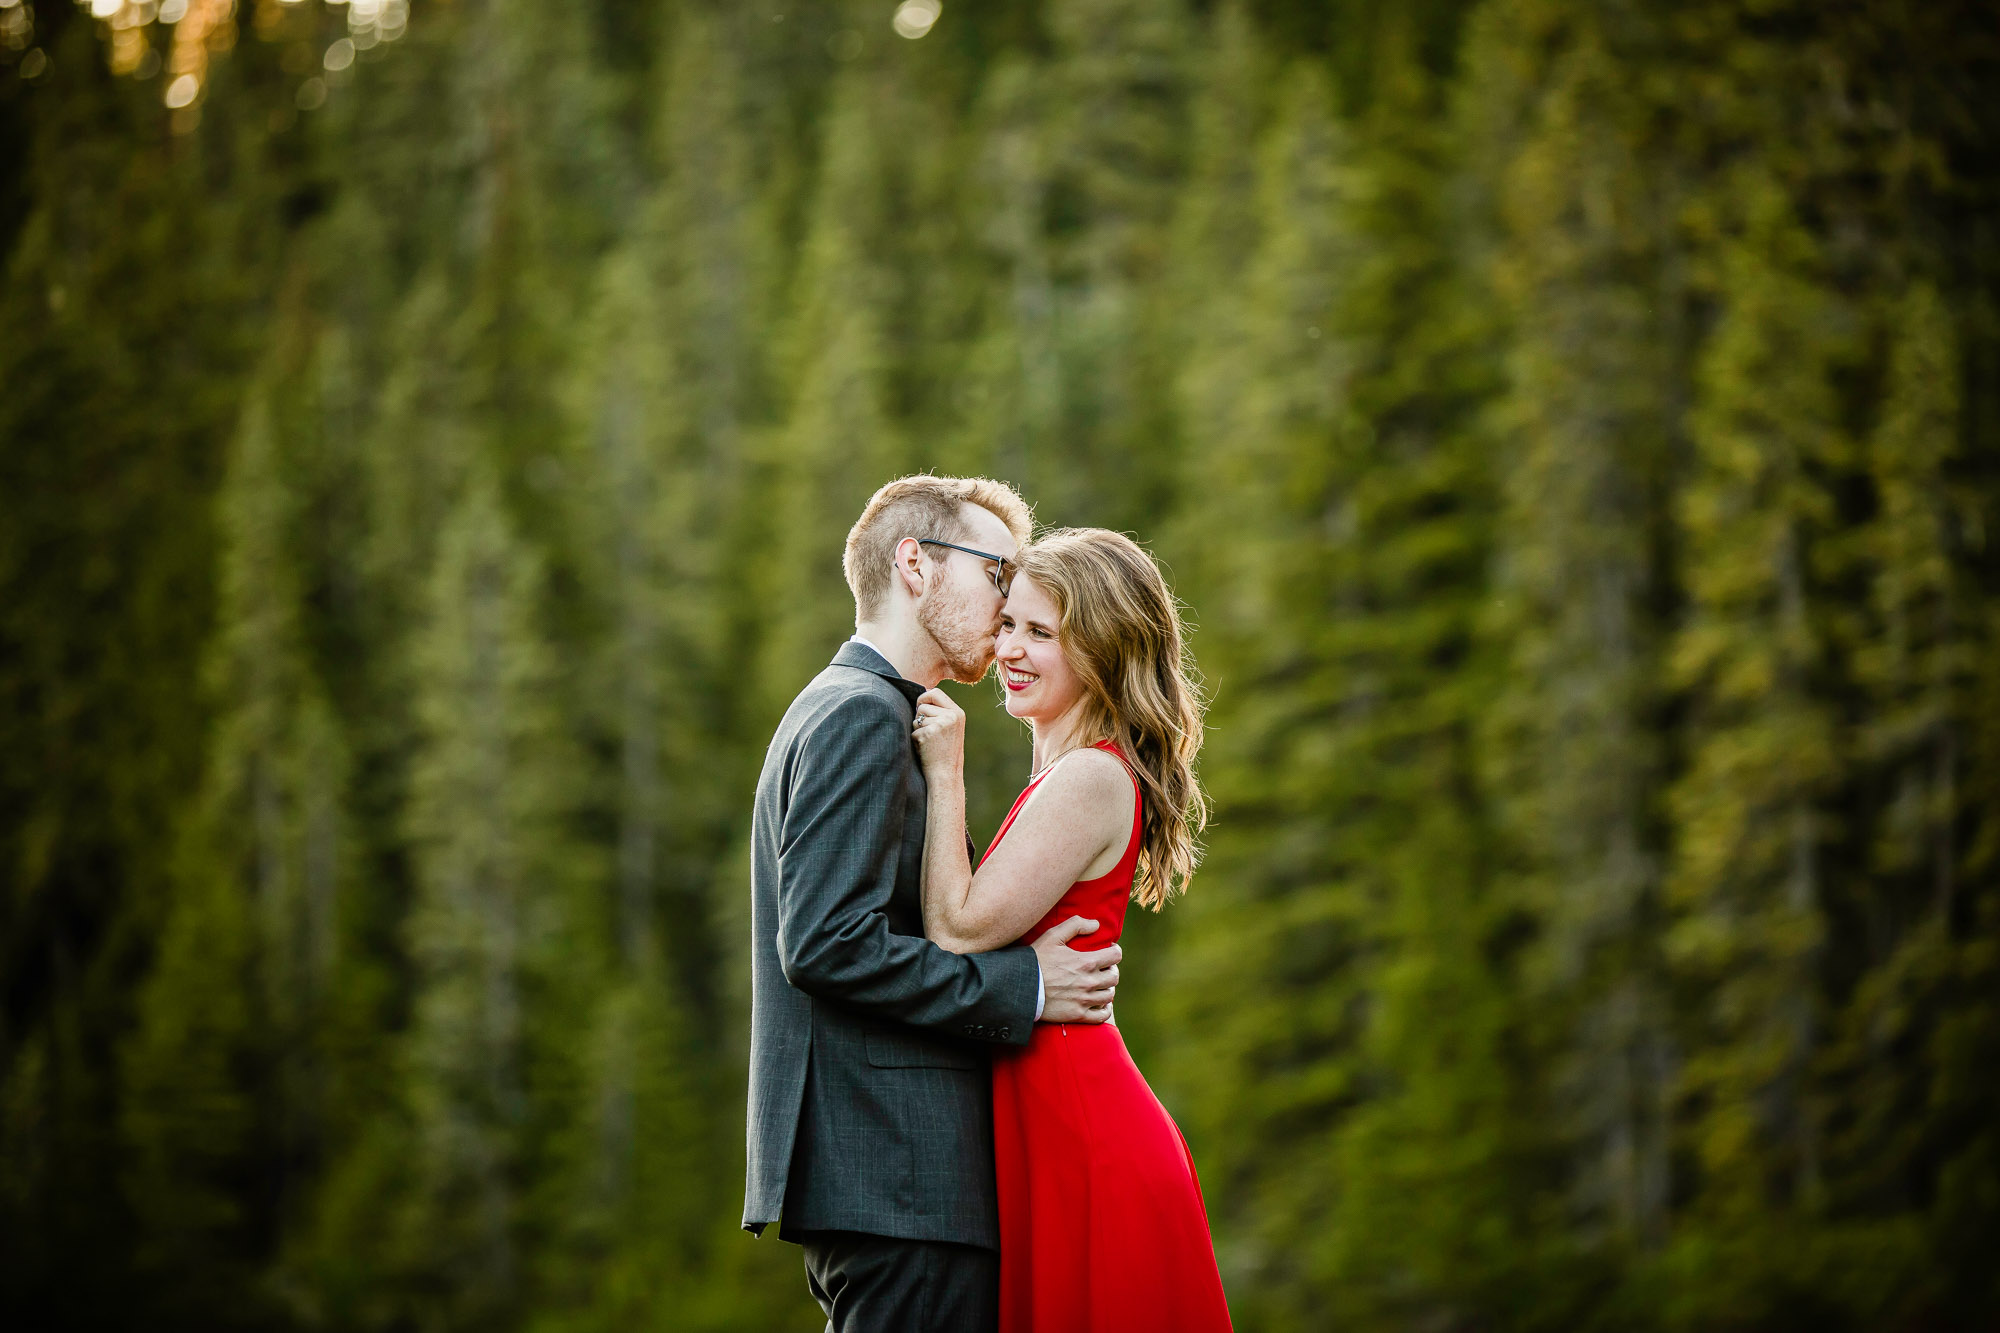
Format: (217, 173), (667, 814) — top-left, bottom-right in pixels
(772, 692), (1039, 1039)
(913, 690), (1132, 953)
(917, 736), (980, 952)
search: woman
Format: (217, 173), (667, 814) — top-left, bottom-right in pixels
(911, 527), (1231, 1333)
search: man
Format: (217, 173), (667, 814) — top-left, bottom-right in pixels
(744, 475), (1121, 1331)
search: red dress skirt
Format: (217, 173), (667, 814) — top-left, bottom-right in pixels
(986, 742), (1232, 1332)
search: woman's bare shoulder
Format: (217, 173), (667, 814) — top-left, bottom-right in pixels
(1023, 748), (1135, 824)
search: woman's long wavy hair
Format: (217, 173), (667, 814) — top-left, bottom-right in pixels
(1012, 528), (1207, 909)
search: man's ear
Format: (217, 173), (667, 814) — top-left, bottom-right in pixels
(892, 536), (927, 599)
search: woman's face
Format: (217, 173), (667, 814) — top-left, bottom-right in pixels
(994, 574), (1083, 724)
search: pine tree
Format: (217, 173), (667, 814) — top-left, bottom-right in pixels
(0, 9), (290, 1323)
(1471, 0), (1683, 1263)
(754, 64), (915, 714)
(1164, 80), (1360, 1299)
(1298, 27), (1536, 1329)
(394, 469), (597, 1329)
(954, 53), (1059, 493)
(1662, 169), (1856, 1327)
(1028, 0), (1193, 530)
(119, 384), (353, 1327)
(574, 0), (766, 1014)
(1852, 282), (1974, 942)
(1812, 279), (1999, 1322)
(1163, 0), (1269, 521)
(530, 7), (800, 1323)
(1162, 25), (1515, 1322)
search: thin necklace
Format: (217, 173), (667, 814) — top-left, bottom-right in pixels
(1028, 740), (1096, 783)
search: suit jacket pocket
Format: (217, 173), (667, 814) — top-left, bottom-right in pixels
(864, 1029), (980, 1070)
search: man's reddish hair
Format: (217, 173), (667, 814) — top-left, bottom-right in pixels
(843, 474), (1033, 618)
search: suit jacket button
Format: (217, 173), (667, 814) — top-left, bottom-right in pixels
(996, 1027), (1011, 1040)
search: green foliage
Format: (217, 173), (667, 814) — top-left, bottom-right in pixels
(4, 1), (2000, 1331)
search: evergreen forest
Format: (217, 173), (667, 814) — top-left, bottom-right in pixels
(5, 0), (2000, 1329)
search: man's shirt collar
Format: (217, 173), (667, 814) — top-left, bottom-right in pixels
(834, 636), (925, 703)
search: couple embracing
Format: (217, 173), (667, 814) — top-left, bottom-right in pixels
(744, 475), (1232, 1332)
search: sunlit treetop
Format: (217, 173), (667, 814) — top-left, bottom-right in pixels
(7, 0), (960, 129)
(4, 0), (410, 131)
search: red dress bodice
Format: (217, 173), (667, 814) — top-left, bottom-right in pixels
(985, 739), (1142, 956)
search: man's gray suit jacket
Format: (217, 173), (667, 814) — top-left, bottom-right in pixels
(743, 640), (1039, 1248)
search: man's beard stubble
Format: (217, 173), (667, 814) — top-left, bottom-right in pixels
(917, 583), (998, 685)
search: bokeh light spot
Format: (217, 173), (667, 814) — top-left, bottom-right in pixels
(163, 72), (198, 108)
(324, 37), (354, 71)
(892, 0), (940, 40)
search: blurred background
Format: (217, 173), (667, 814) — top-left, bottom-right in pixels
(4, 0), (1999, 1329)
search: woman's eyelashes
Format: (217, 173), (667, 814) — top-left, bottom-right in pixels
(997, 615), (1052, 641)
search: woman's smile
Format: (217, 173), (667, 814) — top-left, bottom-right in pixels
(1002, 664), (1038, 692)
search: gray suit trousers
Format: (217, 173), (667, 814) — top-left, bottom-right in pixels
(798, 1229), (999, 1333)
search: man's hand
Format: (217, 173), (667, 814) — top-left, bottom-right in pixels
(1032, 915), (1119, 1024)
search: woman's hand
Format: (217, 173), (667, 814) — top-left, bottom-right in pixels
(912, 687), (966, 776)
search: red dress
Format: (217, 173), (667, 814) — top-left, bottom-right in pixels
(986, 741), (1233, 1332)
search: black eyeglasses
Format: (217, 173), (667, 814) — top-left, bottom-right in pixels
(917, 539), (1016, 595)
